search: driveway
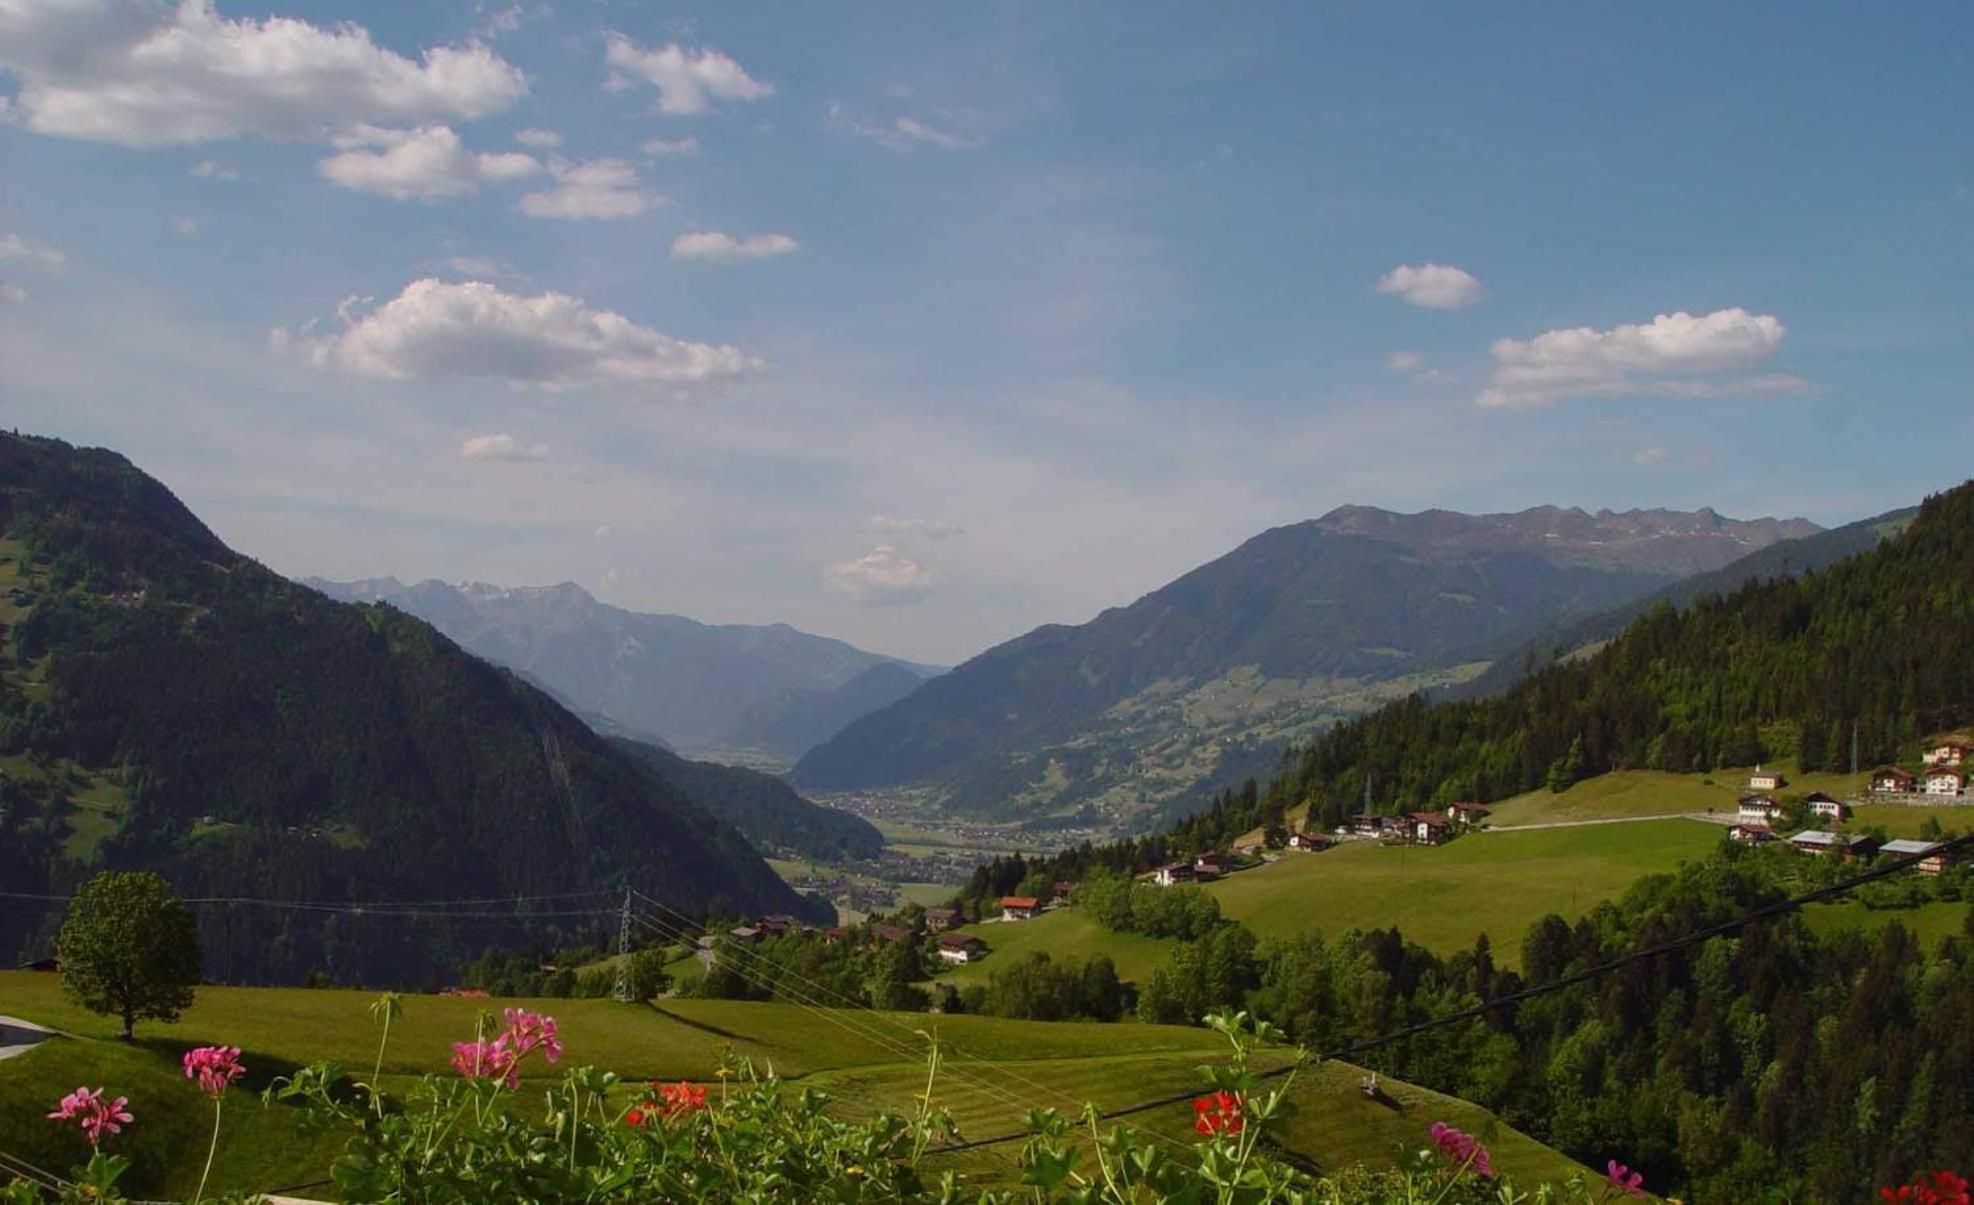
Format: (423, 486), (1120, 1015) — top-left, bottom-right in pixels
(0, 1015), (61, 1062)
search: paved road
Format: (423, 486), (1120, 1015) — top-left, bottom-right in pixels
(0, 1015), (59, 1062)
(1484, 812), (1723, 832)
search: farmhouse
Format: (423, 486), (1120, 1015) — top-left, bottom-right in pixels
(1737, 795), (1786, 825)
(1747, 766), (1788, 792)
(1922, 769), (1967, 798)
(1729, 824), (1776, 845)
(1154, 861), (1197, 886)
(1805, 793), (1851, 822)
(1923, 741), (1970, 767)
(728, 925), (763, 944)
(1408, 812), (1452, 846)
(924, 907), (959, 932)
(1789, 831), (1879, 859)
(1446, 801), (1490, 828)
(1348, 815), (1394, 839)
(936, 933), (988, 965)
(1870, 767), (1917, 795)
(873, 924), (912, 943)
(1288, 830), (1333, 851)
(1000, 896), (1042, 921)
(1194, 852), (1233, 879)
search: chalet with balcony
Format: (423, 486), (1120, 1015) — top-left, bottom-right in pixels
(1408, 812), (1452, 846)
(1737, 795), (1786, 825)
(937, 933), (988, 965)
(1870, 767), (1917, 795)
(999, 896), (1042, 921)
(1923, 741), (1970, 767)
(1923, 768), (1967, 798)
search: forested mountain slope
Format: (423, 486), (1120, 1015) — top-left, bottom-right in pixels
(1276, 481), (1973, 823)
(610, 738), (884, 861)
(305, 576), (938, 761)
(1456, 502), (1919, 699)
(0, 433), (819, 983)
(793, 505), (1818, 831)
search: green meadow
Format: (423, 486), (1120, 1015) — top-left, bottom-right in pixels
(0, 971), (1583, 1198)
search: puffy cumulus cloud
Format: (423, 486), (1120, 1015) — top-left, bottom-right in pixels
(279, 277), (757, 391)
(1376, 263), (1483, 310)
(1478, 307), (1793, 409)
(640, 135), (698, 156)
(512, 126), (560, 147)
(0, 0), (527, 147)
(827, 102), (983, 152)
(825, 545), (934, 606)
(317, 125), (539, 200)
(867, 515), (963, 539)
(459, 432), (546, 461)
(669, 231), (799, 263)
(602, 35), (772, 115)
(519, 157), (662, 219)
(0, 232), (66, 268)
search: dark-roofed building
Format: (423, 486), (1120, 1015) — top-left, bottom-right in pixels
(936, 933), (988, 965)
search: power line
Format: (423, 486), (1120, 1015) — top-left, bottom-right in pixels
(929, 831), (1974, 1155)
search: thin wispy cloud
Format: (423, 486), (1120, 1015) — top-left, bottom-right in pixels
(670, 232), (799, 262)
(602, 36), (773, 115)
(826, 545), (935, 605)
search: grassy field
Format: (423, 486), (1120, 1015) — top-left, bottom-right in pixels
(1801, 900), (1971, 947)
(1208, 820), (1724, 966)
(0, 972), (1585, 1198)
(931, 909), (1179, 989)
(1488, 765), (1972, 838)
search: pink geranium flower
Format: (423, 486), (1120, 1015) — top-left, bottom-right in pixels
(47, 1086), (134, 1147)
(1428, 1121), (1495, 1179)
(1607, 1159), (1647, 1199)
(182, 1046), (245, 1096)
(451, 1010), (563, 1090)
(501, 1008), (563, 1064)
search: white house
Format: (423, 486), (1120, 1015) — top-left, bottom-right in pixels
(1737, 795), (1785, 825)
(1153, 862), (1196, 887)
(937, 934), (987, 965)
(1806, 794), (1850, 822)
(1870, 768), (1917, 795)
(1747, 766), (1787, 792)
(1922, 769), (1966, 798)
(1922, 741), (1970, 767)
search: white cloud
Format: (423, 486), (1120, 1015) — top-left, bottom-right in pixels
(640, 135), (698, 156)
(519, 158), (662, 219)
(1376, 263), (1484, 310)
(189, 158), (239, 180)
(828, 102), (983, 152)
(459, 432), (546, 461)
(826, 545), (934, 606)
(867, 515), (963, 539)
(440, 254), (524, 280)
(0, 282), (27, 305)
(171, 215), (199, 237)
(602, 35), (772, 116)
(1384, 349), (1449, 384)
(317, 125), (539, 200)
(0, 0), (527, 147)
(281, 277), (757, 391)
(1633, 446), (1669, 465)
(0, 232), (66, 268)
(669, 231), (799, 263)
(1478, 307), (1793, 409)
(513, 126), (560, 148)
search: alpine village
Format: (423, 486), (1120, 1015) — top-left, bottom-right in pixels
(3, 3), (1973, 1203)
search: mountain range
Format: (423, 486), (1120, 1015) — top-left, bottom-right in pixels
(0, 433), (825, 983)
(303, 576), (940, 763)
(792, 504), (1822, 830)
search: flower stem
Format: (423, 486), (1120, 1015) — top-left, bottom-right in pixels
(192, 1096), (222, 1204)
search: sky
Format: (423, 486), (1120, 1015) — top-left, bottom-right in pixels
(2, 1), (1970, 665)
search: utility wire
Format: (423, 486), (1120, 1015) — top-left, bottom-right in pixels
(928, 831), (1974, 1154)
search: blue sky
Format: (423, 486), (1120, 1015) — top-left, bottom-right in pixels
(2, 1), (1970, 663)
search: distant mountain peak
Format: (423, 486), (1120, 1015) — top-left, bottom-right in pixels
(1308, 502), (1819, 575)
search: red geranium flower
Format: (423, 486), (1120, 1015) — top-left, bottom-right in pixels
(1191, 1091), (1244, 1137)
(1879, 1170), (1970, 1205)
(659, 1080), (708, 1118)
